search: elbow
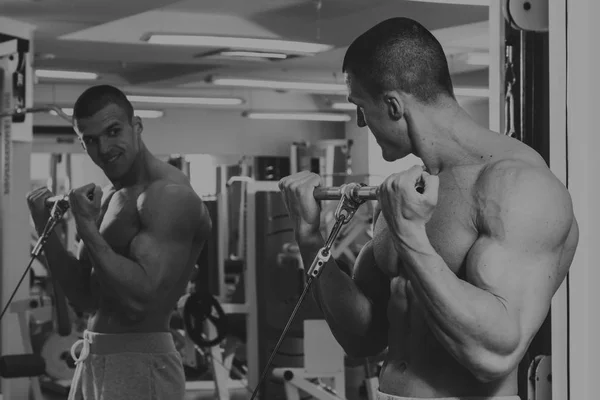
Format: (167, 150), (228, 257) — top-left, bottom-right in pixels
(342, 334), (388, 359)
(470, 360), (515, 383)
(344, 346), (381, 359)
(68, 298), (96, 315)
(466, 349), (520, 383)
(465, 323), (521, 383)
(346, 348), (387, 361)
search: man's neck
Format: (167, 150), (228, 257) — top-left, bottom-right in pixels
(407, 102), (490, 175)
(111, 146), (152, 190)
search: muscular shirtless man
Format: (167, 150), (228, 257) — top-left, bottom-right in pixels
(279, 18), (578, 400)
(27, 85), (212, 400)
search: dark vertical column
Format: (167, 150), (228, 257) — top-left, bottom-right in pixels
(505, 23), (522, 141)
(520, 31), (550, 164)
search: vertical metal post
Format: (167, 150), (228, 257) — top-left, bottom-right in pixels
(548, 0), (569, 398)
(217, 166), (229, 299)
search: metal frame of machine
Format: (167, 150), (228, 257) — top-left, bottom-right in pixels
(191, 176), (270, 399)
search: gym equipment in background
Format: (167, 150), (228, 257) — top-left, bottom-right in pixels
(0, 47), (77, 399)
(169, 145), (375, 399)
(292, 140), (373, 269)
(251, 182), (382, 400)
(0, 199), (73, 400)
(0, 105), (72, 124)
(291, 139), (355, 187)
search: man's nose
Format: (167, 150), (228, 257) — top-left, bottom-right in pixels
(98, 136), (110, 153)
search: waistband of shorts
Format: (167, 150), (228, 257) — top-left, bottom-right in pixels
(376, 390), (521, 400)
(84, 330), (177, 355)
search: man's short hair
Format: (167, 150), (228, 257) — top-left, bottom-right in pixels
(343, 17), (454, 104)
(73, 85), (134, 123)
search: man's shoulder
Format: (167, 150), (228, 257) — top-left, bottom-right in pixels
(475, 157), (574, 237)
(101, 184), (117, 198)
(144, 178), (195, 196)
(476, 156), (564, 200)
(139, 180), (207, 222)
(146, 179), (204, 207)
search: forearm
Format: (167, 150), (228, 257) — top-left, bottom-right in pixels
(395, 228), (518, 376)
(78, 224), (150, 313)
(40, 233), (96, 311)
(298, 234), (387, 356)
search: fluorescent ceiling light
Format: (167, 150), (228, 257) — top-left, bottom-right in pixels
(403, 0), (489, 5)
(454, 87), (489, 97)
(218, 51), (288, 60)
(145, 34), (332, 54)
(330, 87), (488, 98)
(212, 78), (347, 93)
(127, 95), (243, 106)
(331, 102), (356, 111)
(465, 52), (489, 66)
(133, 110), (164, 118)
(244, 112), (351, 122)
(35, 69), (98, 80)
(212, 80), (486, 98)
(58, 108), (164, 119)
(333, 86), (488, 108)
(134, 110), (165, 118)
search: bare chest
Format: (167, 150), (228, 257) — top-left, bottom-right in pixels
(372, 179), (478, 278)
(97, 190), (141, 255)
(76, 188), (143, 309)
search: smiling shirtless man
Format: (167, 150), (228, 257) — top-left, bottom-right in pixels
(279, 18), (578, 400)
(27, 85), (212, 400)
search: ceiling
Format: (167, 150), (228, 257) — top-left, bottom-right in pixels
(0, 0), (490, 109)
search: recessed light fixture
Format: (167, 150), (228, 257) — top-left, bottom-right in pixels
(58, 108), (165, 119)
(243, 111), (351, 122)
(331, 102), (356, 111)
(133, 110), (164, 119)
(211, 77), (347, 93)
(35, 69), (98, 80)
(127, 95), (244, 106)
(145, 34), (332, 54)
(218, 51), (288, 60)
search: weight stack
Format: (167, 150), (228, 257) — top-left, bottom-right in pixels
(195, 199), (219, 295)
(254, 191), (323, 400)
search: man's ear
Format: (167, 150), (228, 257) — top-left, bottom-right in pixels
(384, 92), (404, 121)
(133, 116), (143, 134)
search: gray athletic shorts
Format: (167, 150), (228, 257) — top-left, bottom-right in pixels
(68, 330), (185, 400)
